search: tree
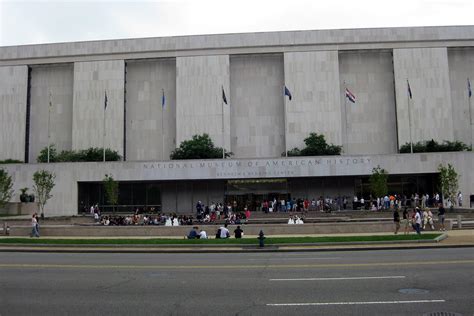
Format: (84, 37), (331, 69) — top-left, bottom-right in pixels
(438, 163), (459, 209)
(0, 168), (14, 208)
(170, 134), (232, 160)
(285, 133), (342, 156)
(37, 144), (58, 162)
(33, 170), (56, 217)
(369, 166), (389, 198)
(103, 174), (119, 212)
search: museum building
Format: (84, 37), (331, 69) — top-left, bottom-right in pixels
(0, 25), (473, 215)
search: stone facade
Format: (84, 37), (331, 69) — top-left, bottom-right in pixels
(0, 26), (474, 215)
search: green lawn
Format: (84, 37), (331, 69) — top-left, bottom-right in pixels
(0, 234), (442, 245)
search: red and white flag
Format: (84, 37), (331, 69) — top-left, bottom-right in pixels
(345, 88), (356, 103)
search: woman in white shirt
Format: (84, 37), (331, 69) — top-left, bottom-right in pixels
(31, 213), (40, 237)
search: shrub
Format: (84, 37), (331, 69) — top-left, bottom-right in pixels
(400, 139), (471, 153)
(37, 145), (121, 162)
(0, 159), (23, 164)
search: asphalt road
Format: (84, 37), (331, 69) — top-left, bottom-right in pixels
(0, 248), (473, 316)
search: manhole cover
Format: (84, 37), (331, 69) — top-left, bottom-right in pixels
(398, 288), (430, 294)
(422, 312), (463, 316)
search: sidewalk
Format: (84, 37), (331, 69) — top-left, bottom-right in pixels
(0, 230), (472, 253)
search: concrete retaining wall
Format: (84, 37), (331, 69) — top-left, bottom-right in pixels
(8, 221), (452, 237)
(0, 202), (38, 216)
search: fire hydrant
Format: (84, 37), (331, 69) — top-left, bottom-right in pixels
(258, 230), (265, 247)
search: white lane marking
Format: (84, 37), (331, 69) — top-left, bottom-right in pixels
(248, 257), (341, 261)
(270, 276), (406, 281)
(267, 299), (445, 306)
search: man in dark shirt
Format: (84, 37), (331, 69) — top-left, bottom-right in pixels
(234, 226), (244, 238)
(393, 209), (400, 234)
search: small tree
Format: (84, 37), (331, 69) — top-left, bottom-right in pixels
(103, 174), (119, 212)
(170, 134), (232, 160)
(369, 166), (389, 198)
(438, 163), (459, 209)
(0, 168), (14, 208)
(33, 170), (56, 217)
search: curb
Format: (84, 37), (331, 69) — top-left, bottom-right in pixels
(1, 244), (474, 254)
(1, 233), (472, 253)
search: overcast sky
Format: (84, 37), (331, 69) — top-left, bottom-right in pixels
(0, 0), (473, 47)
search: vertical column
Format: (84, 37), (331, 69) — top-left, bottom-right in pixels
(28, 64), (74, 162)
(176, 55), (230, 152)
(230, 54), (285, 158)
(284, 51), (342, 151)
(0, 66), (28, 161)
(125, 59), (176, 161)
(393, 48), (454, 148)
(339, 51), (397, 154)
(448, 48), (474, 146)
(72, 60), (125, 156)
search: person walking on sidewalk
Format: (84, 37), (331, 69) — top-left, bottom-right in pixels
(30, 213), (40, 238)
(393, 209), (400, 234)
(438, 203), (446, 231)
(414, 208), (422, 234)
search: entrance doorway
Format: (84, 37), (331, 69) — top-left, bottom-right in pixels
(225, 179), (289, 212)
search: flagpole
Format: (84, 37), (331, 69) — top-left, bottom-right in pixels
(407, 80), (413, 154)
(343, 82), (348, 154)
(103, 91), (106, 162)
(47, 91), (52, 163)
(284, 85), (288, 158)
(162, 89), (165, 161)
(469, 83), (472, 149)
(222, 97), (225, 159)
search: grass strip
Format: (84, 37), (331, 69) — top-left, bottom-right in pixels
(0, 234), (442, 245)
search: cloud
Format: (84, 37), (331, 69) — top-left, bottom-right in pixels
(1, 0), (473, 46)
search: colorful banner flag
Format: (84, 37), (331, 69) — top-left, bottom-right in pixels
(284, 86), (292, 101)
(222, 86), (228, 105)
(162, 89), (165, 108)
(104, 91), (108, 109)
(345, 88), (356, 103)
(407, 80), (412, 99)
(468, 78), (472, 98)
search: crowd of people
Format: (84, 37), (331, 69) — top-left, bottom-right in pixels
(97, 213), (195, 226)
(88, 190), (462, 230)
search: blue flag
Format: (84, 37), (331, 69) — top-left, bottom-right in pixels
(104, 91), (108, 109)
(284, 86), (292, 101)
(222, 86), (228, 105)
(468, 78), (472, 98)
(407, 80), (412, 99)
(162, 89), (165, 108)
